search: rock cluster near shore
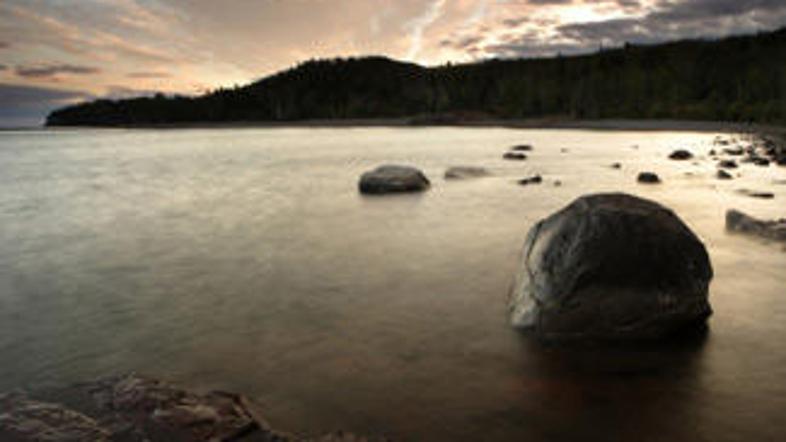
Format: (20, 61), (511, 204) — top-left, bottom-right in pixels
(509, 193), (713, 340)
(0, 374), (381, 442)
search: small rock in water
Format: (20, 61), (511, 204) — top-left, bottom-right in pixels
(637, 172), (661, 184)
(518, 175), (543, 186)
(669, 149), (694, 160)
(503, 152), (528, 161)
(553, 180), (563, 187)
(752, 157), (770, 167)
(610, 162), (622, 169)
(717, 170), (733, 180)
(723, 147), (744, 156)
(358, 165), (430, 194)
(444, 166), (490, 180)
(726, 209), (786, 242)
(736, 189), (775, 199)
(718, 160), (738, 169)
(511, 144), (533, 152)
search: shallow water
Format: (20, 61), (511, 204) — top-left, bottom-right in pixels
(0, 127), (784, 441)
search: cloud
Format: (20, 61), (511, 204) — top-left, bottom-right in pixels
(127, 71), (171, 79)
(15, 64), (101, 79)
(0, 83), (90, 127)
(468, 0), (786, 59)
(406, 0), (448, 61)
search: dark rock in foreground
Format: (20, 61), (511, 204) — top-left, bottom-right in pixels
(0, 374), (379, 442)
(718, 160), (738, 169)
(637, 172), (661, 184)
(359, 165), (430, 194)
(726, 210), (786, 242)
(444, 166), (490, 180)
(503, 152), (527, 161)
(508, 193), (713, 340)
(669, 149), (694, 160)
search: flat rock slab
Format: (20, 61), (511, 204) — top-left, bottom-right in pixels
(1, 374), (382, 442)
(503, 152), (527, 161)
(444, 166), (490, 180)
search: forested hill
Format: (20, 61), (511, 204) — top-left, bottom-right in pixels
(46, 28), (786, 126)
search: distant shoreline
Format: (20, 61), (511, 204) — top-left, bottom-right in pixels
(37, 118), (786, 134)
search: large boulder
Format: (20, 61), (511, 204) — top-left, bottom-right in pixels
(508, 193), (713, 340)
(358, 165), (430, 194)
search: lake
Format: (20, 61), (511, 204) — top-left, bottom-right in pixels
(1, 127), (785, 441)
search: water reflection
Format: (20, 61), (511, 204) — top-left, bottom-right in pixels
(0, 128), (784, 441)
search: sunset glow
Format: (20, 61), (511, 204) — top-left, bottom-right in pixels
(1, 0), (786, 126)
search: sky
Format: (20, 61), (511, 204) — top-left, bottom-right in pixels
(1, 0), (786, 126)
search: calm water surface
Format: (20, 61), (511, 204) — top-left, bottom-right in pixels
(0, 127), (785, 441)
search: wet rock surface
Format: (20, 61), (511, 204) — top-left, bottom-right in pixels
(508, 193), (713, 340)
(726, 210), (786, 242)
(359, 165), (430, 195)
(0, 375), (381, 442)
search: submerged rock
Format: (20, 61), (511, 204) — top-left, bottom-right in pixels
(511, 144), (533, 152)
(0, 393), (110, 441)
(503, 152), (527, 161)
(669, 149), (694, 160)
(726, 209), (786, 242)
(359, 165), (430, 194)
(508, 193), (713, 340)
(637, 172), (661, 184)
(444, 166), (490, 180)
(0, 374), (380, 442)
(736, 189), (775, 199)
(610, 162), (622, 169)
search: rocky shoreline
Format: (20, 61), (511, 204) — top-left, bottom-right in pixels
(0, 374), (382, 442)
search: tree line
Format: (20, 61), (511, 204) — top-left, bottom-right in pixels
(46, 27), (786, 126)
